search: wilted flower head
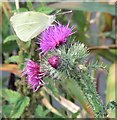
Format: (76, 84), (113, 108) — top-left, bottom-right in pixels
(22, 59), (46, 92)
(48, 55), (61, 69)
(37, 21), (75, 54)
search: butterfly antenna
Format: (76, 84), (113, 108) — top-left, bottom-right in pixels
(54, 20), (60, 25)
(56, 10), (72, 16)
(55, 9), (62, 15)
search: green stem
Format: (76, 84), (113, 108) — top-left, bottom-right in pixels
(70, 69), (107, 118)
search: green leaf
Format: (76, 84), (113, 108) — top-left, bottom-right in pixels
(27, 0), (34, 11)
(107, 101), (117, 110)
(77, 2), (115, 15)
(5, 55), (19, 63)
(35, 105), (50, 118)
(10, 96), (30, 118)
(3, 35), (19, 44)
(45, 78), (59, 98)
(104, 28), (116, 39)
(36, 4), (55, 14)
(2, 3), (11, 39)
(2, 89), (22, 104)
(3, 105), (13, 118)
(49, 2), (115, 15)
(106, 63), (117, 118)
(12, 8), (28, 13)
(2, 41), (19, 53)
(2, 89), (30, 118)
(73, 11), (87, 30)
(60, 77), (88, 112)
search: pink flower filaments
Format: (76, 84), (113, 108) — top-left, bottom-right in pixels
(37, 21), (75, 54)
(22, 59), (46, 92)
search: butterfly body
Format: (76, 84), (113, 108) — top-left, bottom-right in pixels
(10, 11), (55, 42)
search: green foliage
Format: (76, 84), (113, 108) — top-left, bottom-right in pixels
(12, 8), (28, 13)
(5, 55), (19, 63)
(76, 2), (115, 15)
(2, 89), (22, 103)
(35, 105), (50, 118)
(45, 78), (59, 98)
(106, 63), (116, 118)
(51, 2), (115, 15)
(2, 89), (30, 118)
(3, 105), (12, 117)
(2, 41), (19, 53)
(3, 35), (19, 44)
(27, 0), (34, 11)
(10, 96), (30, 118)
(107, 101), (117, 110)
(35, 4), (55, 14)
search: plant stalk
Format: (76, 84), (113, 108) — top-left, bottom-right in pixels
(70, 69), (107, 118)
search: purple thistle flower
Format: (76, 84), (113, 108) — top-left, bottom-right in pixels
(22, 59), (46, 92)
(48, 56), (61, 69)
(37, 21), (76, 54)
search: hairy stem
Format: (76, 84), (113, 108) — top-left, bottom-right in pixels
(70, 69), (107, 118)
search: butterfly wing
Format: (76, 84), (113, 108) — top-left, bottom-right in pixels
(10, 11), (55, 42)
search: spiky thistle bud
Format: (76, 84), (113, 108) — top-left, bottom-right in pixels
(48, 56), (61, 69)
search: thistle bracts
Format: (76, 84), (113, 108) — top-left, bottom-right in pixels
(42, 42), (107, 118)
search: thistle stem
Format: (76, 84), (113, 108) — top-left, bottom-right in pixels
(70, 69), (107, 118)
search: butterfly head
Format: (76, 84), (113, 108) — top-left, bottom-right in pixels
(50, 14), (56, 24)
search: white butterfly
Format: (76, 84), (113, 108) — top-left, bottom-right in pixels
(10, 11), (55, 42)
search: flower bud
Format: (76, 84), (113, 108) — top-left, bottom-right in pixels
(48, 56), (61, 69)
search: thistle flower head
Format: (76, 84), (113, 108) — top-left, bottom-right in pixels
(48, 55), (61, 69)
(22, 59), (46, 92)
(37, 21), (75, 54)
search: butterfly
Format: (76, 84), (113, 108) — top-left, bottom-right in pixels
(10, 11), (55, 42)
